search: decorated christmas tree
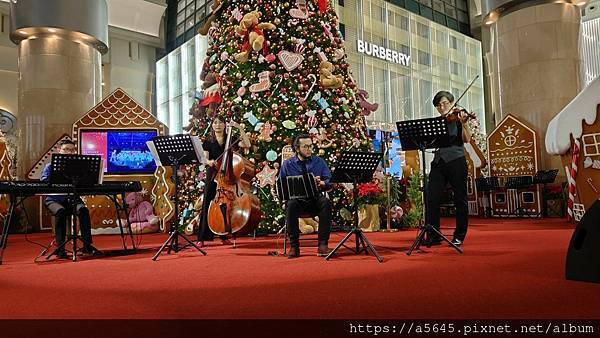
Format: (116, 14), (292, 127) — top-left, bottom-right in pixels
(181, 0), (374, 233)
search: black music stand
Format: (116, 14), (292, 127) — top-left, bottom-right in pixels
(325, 151), (383, 262)
(396, 117), (463, 255)
(46, 154), (102, 262)
(534, 169), (559, 217)
(475, 176), (500, 217)
(149, 134), (207, 260)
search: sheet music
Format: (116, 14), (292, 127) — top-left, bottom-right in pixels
(98, 158), (104, 184)
(191, 135), (207, 165)
(146, 140), (162, 166)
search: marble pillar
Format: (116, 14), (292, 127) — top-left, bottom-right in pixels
(483, 2), (583, 171)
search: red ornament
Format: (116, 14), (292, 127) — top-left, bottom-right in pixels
(318, 0), (328, 12)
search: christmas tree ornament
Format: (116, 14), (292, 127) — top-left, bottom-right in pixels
(266, 150), (278, 161)
(277, 50), (304, 72)
(249, 71), (272, 92)
(289, 0), (309, 19)
(282, 120), (296, 129)
(256, 163), (279, 187)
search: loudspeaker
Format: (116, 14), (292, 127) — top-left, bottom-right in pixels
(566, 200), (600, 283)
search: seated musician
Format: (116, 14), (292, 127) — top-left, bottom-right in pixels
(279, 134), (332, 258)
(40, 139), (96, 258)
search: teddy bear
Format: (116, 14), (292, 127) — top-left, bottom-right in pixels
(319, 61), (343, 89)
(198, 0), (226, 36)
(234, 11), (276, 63)
(299, 216), (319, 234)
(122, 192), (159, 234)
(357, 89), (379, 116)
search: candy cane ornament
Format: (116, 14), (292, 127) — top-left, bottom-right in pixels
(567, 138), (580, 221)
(303, 74), (318, 101)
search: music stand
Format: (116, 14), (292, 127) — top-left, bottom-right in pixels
(325, 151), (383, 262)
(148, 134), (207, 260)
(396, 117), (463, 255)
(534, 169), (558, 217)
(46, 154), (103, 262)
(476, 176), (499, 217)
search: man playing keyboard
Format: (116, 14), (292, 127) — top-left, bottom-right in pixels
(40, 140), (96, 258)
(279, 135), (333, 258)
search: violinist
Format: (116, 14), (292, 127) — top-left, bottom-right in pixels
(425, 91), (473, 247)
(197, 115), (251, 247)
(280, 135), (332, 258)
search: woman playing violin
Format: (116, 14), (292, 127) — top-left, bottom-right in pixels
(197, 115), (251, 247)
(424, 91), (473, 247)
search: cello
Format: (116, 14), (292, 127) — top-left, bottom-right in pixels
(207, 120), (261, 236)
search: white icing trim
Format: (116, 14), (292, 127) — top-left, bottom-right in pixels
(464, 142), (482, 168)
(545, 76), (600, 155)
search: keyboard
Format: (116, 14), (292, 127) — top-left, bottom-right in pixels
(0, 181), (142, 196)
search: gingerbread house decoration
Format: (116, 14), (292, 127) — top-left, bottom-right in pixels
(71, 88), (174, 234)
(546, 76), (600, 221)
(487, 114), (541, 217)
(0, 135), (13, 220)
(464, 139), (487, 215)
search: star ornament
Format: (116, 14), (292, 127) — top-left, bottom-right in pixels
(256, 164), (278, 188)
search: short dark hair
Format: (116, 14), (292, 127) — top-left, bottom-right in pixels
(58, 139), (76, 147)
(293, 134), (311, 152)
(432, 91), (454, 107)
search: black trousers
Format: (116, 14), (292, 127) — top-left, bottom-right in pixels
(197, 179), (227, 242)
(426, 157), (469, 241)
(45, 200), (93, 250)
(285, 195), (332, 246)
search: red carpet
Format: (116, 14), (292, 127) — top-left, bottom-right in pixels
(1, 217), (599, 320)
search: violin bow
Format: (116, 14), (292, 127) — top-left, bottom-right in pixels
(444, 75), (479, 116)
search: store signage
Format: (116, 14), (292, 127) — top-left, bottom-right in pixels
(357, 39), (411, 66)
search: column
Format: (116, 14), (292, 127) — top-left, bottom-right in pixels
(10, 0), (109, 180)
(481, 0), (585, 171)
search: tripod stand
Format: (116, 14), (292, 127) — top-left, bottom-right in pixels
(148, 134), (207, 260)
(45, 154), (102, 262)
(396, 117), (463, 255)
(325, 151), (383, 262)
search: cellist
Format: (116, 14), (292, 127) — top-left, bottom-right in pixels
(197, 115), (251, 247)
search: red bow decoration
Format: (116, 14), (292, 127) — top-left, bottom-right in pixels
(318, 0), (328, 12)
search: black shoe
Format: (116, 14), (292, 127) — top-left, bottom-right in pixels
(288, 246), (300, 259)
(82, 246), (101, 257)
(450, 238), (463, 247)
(317, 244), (331, 257)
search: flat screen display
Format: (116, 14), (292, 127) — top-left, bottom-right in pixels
(80, 129), (158, 174)
(368, 129), (403, 178)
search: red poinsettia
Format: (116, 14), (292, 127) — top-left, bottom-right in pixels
(356, 182), (385, 207)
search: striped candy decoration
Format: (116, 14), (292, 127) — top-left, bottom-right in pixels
(567, 138), (580, 221)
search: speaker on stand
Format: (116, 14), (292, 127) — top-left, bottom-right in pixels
(565, 200), (600, 283)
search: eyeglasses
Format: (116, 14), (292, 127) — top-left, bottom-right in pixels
(299, 144), (313, 150)
(436, 100), (452, 108)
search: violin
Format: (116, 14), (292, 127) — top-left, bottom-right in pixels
(207, 120), (261, 236)
(443, 106), (477, 123)
(441, 75), (480, 123)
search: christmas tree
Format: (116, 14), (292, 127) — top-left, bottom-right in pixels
(182, 0), (372, 233)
